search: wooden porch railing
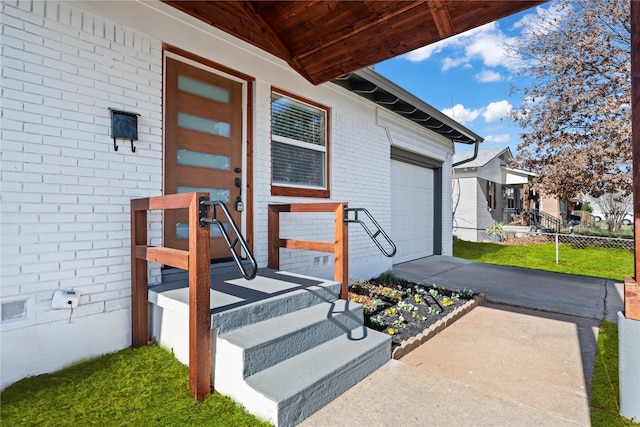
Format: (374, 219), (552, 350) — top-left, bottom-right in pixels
(131, 192), (211, 401)
(268, 202), (349, 299)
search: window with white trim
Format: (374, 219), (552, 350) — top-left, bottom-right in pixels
(486, 180), (497, 210)
(271, 90), (329, 197)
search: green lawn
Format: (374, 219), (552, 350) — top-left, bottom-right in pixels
(454, 240), (636, 426)
(3, 242), (635, 426)
(1, 345), (271, 427)
(591, 321), (638, 426)
(453, 240), (633, 282)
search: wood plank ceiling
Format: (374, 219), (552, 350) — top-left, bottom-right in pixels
(163, 0), (546, 85)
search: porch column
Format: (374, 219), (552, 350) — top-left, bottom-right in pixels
(618, 2), (640, 423)
(629, 0), (640, 320)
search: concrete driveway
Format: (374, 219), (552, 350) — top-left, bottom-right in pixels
(300, 256), (624, 427)
(390, 256), (624, 322)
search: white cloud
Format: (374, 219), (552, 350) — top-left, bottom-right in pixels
(405, 21), (520, 72)
(404, 24), (490, 62)
(513, 2), (570, 39)
(474, 70), (502, 83)
(442, 56), (468, 71)
(441, 104), (481, 125)
(405, 41), (448, 62)
(484, 134), (511, 143)
(464, 25), (515, 69)
(483, 100), (513, 122)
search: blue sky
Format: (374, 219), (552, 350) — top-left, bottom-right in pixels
(374, 2), (560, 155)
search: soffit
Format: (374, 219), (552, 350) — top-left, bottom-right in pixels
(162, 1), (546, 85)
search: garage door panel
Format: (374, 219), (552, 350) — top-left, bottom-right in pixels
(391, 159), (435, 264)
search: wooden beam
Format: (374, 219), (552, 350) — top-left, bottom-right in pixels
(135, 245), (189, 270)
(633, 0), (640, 280)
(131, 192), (194, 211)
(232, 1), (311, 81)
(268, 205), (281, 269)
(335, 202), (349, 300)
(293, 1), (424, 64)
(131, 207), (148, 348)
(630, 0), (640, 320)
(428, 0), (456, 39)
(188, 193), (211, 401)
(288, 202), (344, 213)
(281, 239), (336, 253)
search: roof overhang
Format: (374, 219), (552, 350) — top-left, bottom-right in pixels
(505, 167), (537, 177)
(332, 68), (482, 144)
(162, 1), (547, 85)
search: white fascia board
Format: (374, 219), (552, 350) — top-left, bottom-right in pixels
(355, 68), (483, 144)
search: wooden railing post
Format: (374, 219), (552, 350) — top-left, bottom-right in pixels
(268, 204), (282, 269)
(267, 202), (350, 299)
(189, 193), (211, 401)
(131, 205), (148, 348)
(131, 193), (212, 401)
(335, 203), (349, 299)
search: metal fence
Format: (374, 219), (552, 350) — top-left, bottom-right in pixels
(453, 226), (633, 263)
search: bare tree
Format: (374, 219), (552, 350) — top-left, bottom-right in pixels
(596, 192), (633, 232)
(511, 0), (631, 201)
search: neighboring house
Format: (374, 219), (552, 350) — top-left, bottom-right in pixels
(0, 1), (481, 389)
(452, 147), (535, 241)
(539, 195), (578, 225)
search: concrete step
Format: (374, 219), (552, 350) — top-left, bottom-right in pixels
(243, 329), (391, 427)
(150, 267), (391, 427)
(210, 271), (342, 334)
(218, 299), (365, 377)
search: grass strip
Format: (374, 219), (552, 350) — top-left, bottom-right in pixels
(453, 240), (633, 282)
(1, 345), (271, 427)
(590, 321), (638, 426)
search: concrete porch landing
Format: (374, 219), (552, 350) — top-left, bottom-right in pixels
(148, 267), (391, 427)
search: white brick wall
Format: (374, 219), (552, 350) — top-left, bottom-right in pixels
(0, 0), (162, 388)
(0, 0), (457, 389)
(252, 80), (393, 281)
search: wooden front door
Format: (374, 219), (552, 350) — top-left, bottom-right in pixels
(165, 57), (243, 260)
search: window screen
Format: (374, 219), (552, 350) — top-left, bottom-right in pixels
(271, 92), (327, 189)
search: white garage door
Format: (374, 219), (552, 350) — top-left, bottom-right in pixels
(391, 159), (434, 264)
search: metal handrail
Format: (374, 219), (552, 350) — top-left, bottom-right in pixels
(344, 207), (397, 257)
(199, 198), (258, 280)
(529, 208), (560, 232)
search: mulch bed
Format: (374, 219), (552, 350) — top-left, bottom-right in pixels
(348, 276), (482, 358)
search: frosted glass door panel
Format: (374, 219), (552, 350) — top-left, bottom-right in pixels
(178, 112), (230, 137)
(176, 222), (229, 239)
(177, 186), (230, 203)
(178, 75), (230, 104)
(177, 149), (230, 170)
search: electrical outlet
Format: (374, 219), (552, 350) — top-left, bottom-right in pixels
(51, 290), (80, 309)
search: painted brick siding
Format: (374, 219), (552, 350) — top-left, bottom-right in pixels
(253, 80), (393, 280)
(0, 0), (162, 387)
(0, 0), (457, 389)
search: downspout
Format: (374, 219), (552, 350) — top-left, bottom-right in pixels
(451, 139), (480, 235)
(452, 139), (481, 167)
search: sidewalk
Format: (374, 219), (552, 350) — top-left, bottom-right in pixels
(300, 256), (622, 426)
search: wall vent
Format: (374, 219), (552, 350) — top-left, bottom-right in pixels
(1, 300), (27, 322)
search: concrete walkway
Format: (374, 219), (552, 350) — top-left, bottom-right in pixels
(301, 256), (624, 427)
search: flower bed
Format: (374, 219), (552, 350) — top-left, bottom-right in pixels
(349, 274), (481, 356)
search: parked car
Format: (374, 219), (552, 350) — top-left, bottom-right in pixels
(593, 212), (633, 225)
